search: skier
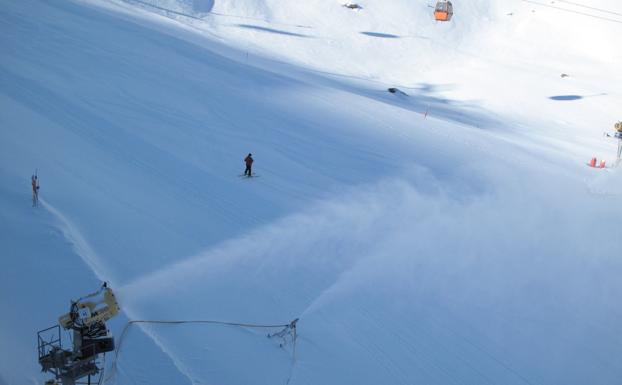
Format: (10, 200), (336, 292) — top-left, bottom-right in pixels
(31, 174), (39, 207)
(244, 153), (254, 176)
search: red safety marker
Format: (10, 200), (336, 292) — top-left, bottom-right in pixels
(589, 157), (597, 167)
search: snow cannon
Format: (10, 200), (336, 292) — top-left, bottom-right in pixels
(37, 283), (120, 385)
(58, 285), (120, 329)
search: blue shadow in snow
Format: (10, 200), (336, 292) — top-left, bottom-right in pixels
(237, 24), (311, 38)
(549, 95), (583, 101)
(123, 0), (207, 19)
(192, 0), (214, 13)
(360, 32), (400, 39)
(350, 83), (503, 130)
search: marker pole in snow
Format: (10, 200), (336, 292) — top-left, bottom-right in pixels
(614, 122), (622, 166)
(35, 169), (39, 206)
(31, 169), (39, 207)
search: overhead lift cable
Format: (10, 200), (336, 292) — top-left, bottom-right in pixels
(554, 0), (622, 17)
(522, 0), (622, 24)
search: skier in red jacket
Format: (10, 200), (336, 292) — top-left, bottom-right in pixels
(244, 153), (254, 176)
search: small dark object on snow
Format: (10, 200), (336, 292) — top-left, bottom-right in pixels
(267, 318), (299, 348)
(244, 153), (254, 177)
(343, 3), (362, 9)
(388, 87), (408, 96)
(561, 73), (570, 78)
(31, 173), (39, 207)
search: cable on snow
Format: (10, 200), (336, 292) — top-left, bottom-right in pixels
(103, 318), (299, 384)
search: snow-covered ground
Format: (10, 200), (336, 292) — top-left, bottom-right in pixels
(1, 0), (621, 384)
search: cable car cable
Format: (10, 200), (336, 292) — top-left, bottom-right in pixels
(522, 0), (622, 24)
(554, 0), (622, 17)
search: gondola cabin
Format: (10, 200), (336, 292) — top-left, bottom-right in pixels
(434, 1), (453, 21)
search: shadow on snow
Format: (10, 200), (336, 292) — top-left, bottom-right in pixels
(360, 32), (400, 39)
(237, 24), (312, 38)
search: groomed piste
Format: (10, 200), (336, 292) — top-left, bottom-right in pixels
(1, 1), (622, 384)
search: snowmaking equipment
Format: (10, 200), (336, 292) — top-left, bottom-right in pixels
(37, 284), (120, 385)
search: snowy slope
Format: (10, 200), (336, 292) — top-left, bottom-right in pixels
(118, 0), (622, 160)
(1, 0), (622, 385)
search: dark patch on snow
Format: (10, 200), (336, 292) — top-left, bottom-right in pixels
(237, 24), (311, 38)
(193, 0), (214, 13)
(549, 95), (583, 101)
(343, 3), (362, 9)
(388, 88), (408, 96)
(361, 32), (400, 39)
(122, 0), (205, 19)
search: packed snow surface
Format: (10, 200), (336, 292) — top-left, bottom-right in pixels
(1, 0), (621, 384)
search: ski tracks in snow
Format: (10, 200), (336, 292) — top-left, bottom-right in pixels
(39, 197), (200, 385)
(39, 197), (116, 285)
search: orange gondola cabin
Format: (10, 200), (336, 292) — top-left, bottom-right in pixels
(434, 1), (453, 21)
